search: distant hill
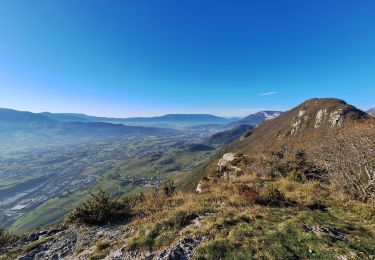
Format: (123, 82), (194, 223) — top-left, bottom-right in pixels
(368, 107), (375, 116)
(0, 108), (238, 128)
(227, 111), (282, 128)
(178, 143), (215, 152)
(202, 125), (253, 147)
(40, 112), (236, 128)
(40, 112), (93, 122)
(0, 108), (176, 153)
(0, 108), (54, 124)
(0, 108), (172, 136)
(124, 114), (231, 123)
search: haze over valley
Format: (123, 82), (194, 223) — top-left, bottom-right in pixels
(0, 108), (270, 232)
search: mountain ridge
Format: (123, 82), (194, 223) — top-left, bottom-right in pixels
(185, 98), (373, 189)
(0, 108), (178, 155)
(0, 108), (238, 128)
(227, 111), (282, 128)
(202, 125), (253, 147)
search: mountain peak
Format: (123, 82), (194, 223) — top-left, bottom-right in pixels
(227, 111), (282, 128)
(288, 98), (368, 133)
(227, 98), (371, 154)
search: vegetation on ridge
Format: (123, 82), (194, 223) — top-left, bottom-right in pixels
(67, 189), (132, 225)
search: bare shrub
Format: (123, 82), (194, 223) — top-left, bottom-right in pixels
(265, 149), (325, 181)
(312, 124), (375, 202)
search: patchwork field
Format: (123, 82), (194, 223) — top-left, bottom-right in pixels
(0, 129), (217, 234)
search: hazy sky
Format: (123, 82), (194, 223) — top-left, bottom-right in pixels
(0, 0), (374, 117)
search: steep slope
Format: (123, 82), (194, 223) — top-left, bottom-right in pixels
(202, 125), (253, 147)
(230, 98), (370, 154)
(178, 143), (215, 152)
(227, 111), (281, 128)
(183, 98), (372, 190)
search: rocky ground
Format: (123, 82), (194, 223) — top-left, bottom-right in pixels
(1, 215), (209, 260)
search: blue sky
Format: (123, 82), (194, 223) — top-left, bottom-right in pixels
(0, 0), (374, 117)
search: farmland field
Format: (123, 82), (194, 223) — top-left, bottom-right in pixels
(0, 128), (217, 233)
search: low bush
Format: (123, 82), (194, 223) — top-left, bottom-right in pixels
(96, 240), (111, 251)
(0, 226), (17, 248)
(256, 185), (289, 207)
(67, 189), (132, 225)
(265, 150), (325, 181)
(162, 180), (176, 197)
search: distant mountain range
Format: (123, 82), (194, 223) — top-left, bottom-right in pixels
(226, 111), (281, 128)
(0, 108), (172, 135)
(0, 108), (177, 153)
(368, 107), (375, 116)
(199, 111), (282, 148)
(0, 108), (288, 154)
(0, 108), (54, 124)
(1, 107), (286, 130)
(40, 112), (237, 128)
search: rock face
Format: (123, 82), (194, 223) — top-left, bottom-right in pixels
(314, 109), (327, 128)
(290, 103), (348, 135)
(221, 152), (236, 162)
(4, 218), (206, 260)
(288, 99), (367, 135)
(301, 225), (347, 241)
(5, 226), (124, 260)
(196, 183), (203, 193)
(15, 228), (76, 260)
(157, 236), (202, 260)
(217, 153), (243, 178)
